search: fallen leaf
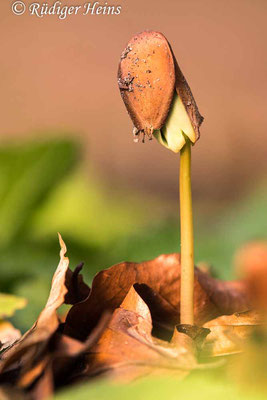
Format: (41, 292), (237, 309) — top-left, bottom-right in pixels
(195, 268), (250, 317)
(0, 386), (28, 400)
(0, 235), (108, 399)
(35, 233), (69, 331)
(64, 262), (90, 305)
(17, 356), (50, 389)
(83, 286), (197, 381)
(51, 313), (111, 388)
(30, 364), (53, 400)
(0, 233), (70, 380)
(202, 311), (264, 357)
(64, 253), (251, 341)
(0, 321), (21, 351)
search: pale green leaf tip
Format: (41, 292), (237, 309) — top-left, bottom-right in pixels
(153, 129), (187, 153)
(153, 93), (196, 153)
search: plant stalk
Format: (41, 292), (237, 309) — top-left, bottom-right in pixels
(179, 139), (194, 325)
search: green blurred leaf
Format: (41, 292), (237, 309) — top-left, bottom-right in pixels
(54, 375), (267, 400)
(31, 171), (155, 248)
(0, 138), (79, 248)
(0, 293), (27, 318)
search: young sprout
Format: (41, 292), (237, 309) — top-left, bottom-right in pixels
(118, 31), (203, 325)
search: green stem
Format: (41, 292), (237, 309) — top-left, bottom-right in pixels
(179, 139), (194, 325)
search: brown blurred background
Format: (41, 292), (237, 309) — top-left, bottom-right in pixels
(0, 0), (266, 203)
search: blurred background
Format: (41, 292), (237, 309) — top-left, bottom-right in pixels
(0, 0), (266, 331)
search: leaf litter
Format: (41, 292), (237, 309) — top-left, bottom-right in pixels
(0, 235), (266, 399)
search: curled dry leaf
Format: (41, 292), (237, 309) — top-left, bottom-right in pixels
(0, 235), (108, 398)
(50, 312), (111, 387)
(34, 233), (69, 331)
(0, 321), (21, 351)
(0, 234), (71, 386)
(84, 286), (197, 381)
(29, 364), (53, 400)
(64, 253), (251, 341)
(0, 386), (28, 400)
(202, 242), (267, 358)
(202, 311), (264, 357)
(64, 262), (90, 305)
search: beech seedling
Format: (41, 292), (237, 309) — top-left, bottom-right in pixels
(118, 30), (203, 325)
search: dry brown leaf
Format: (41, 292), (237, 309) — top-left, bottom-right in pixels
(29, 364), (54, 400)
(64, 253), (251, 341)
(0, 235), (109, 398)
(83, 286), (197, 381)
(35, 233), (69, 331)
(0, 321), (21, 351)
(0, 386), (28, 400)
(0, 233), (70, 388)
(50, 313), (111, 387)
(202, 311), (264, 357)
(64, 262), (90, 305)
(17, 356), (50, 389)
(2, 314), (109, 393)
